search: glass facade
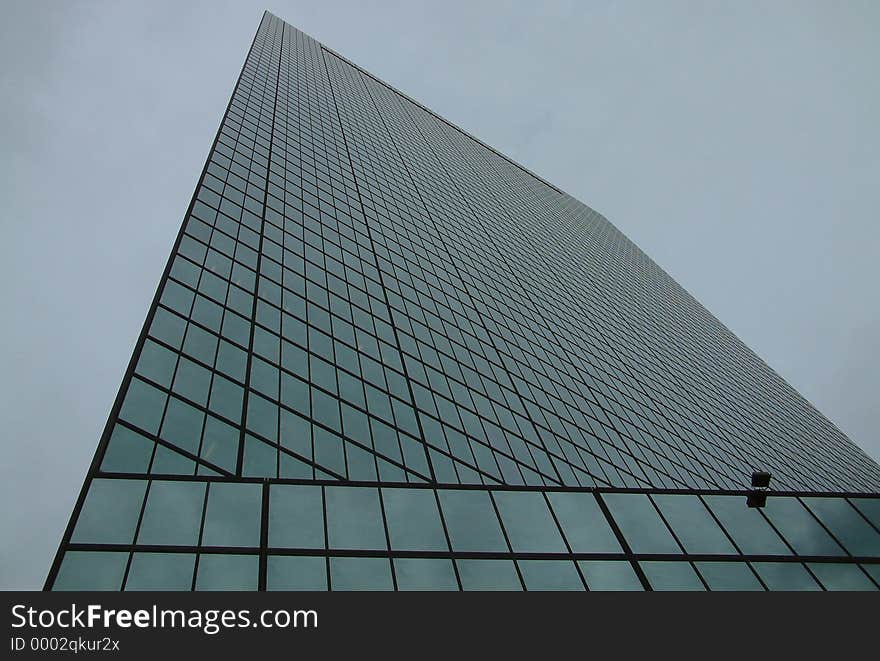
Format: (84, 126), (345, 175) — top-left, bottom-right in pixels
(46, 12), (880, 591)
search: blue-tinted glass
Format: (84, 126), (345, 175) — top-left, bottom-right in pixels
(101, 425), (154, 473)
(126, 553), (195, 591)
(850, 498), (880, 530)
(137, 480), (206, 545)
(546, 491), (621, 553)
(71, 478), (146, 544)
(703, 495), (790, 555)
(578, 561), (643, 591)
(438, 489), (508, 552)
(269, 484), (324, 549)
(695, 562), (763, 591)
(393, 558), (459, 591)
(382, 488), (447, 551)
(493, 491), (567, 553)
(601, 493), (680, 554)
(762, 497), (845, 556)
(802, 497), (880, 556)
(457, 560), (522, 591)
(752, 562), (820, 591)
(119, 378), (167, 435)
(325, 486), (386, 550)
(54, 552), (128, 591)
(652, 494), (736, 554)
(640, 561), (705, 591)
(196, 554), (258, 590)
(267, 556), (327, 590)
(860, 564), (880, 586)
(160, 397), (204, 454)
(330, 557), (393, 591)
(518, 560), (584, 591)
(807, 563), (877, 591)
(202, 482), (262, 546)
(151, 444), (195, 475)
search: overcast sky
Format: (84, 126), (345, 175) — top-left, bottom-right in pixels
(1, 0), (878, 590)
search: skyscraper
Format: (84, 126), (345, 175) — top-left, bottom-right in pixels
(46, 11), (880, 591)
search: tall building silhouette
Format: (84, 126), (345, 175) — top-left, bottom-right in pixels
(47, 12), (880, 591)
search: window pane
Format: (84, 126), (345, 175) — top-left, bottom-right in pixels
(330, 557), (393, 591)
(119, 378), (167, 435)
(195, 554), (258, 590)
(53, 552), (128, 591)
(393, 558), (458, 591)
(518, 560), (584, 591)
(101, 425), (154, 473)
(137, 480), (206, 545)
(601, 493), (679, 554)
(860, 564), (880, 585)
(640, 561), (705, 591)
(438, 489), (507, 552)
(807, 563), (877, 591)
(202, 482), (262, 547)
(269, 485), (324, 549)
(752, 562), (821, 591)
(267, 556), (327, 590)
(493, 491), (566, 553)
(695, 562), (763, 591)
(126, 553), (195, 591)
(802, 497), (880, 556)
(71, 478), (147, 544)
(652, 494), (736, 554)
(546, 491), (620, 553)
(762, 497), (845, 556)
(703, 495), (790, 555)
(325, 487), (386, 550)
(382, 488), (447, 551)
(849, 498), (880, 530)
(456, 560), (522, 591)
(578, 561), (643, 591)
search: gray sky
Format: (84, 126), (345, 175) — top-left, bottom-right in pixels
(1, 0), (877, 590)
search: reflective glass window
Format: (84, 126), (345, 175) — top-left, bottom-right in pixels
(267, 556), (327, 590)
(438, 489), (508, 552)
(518, 560), (584, 591)
(269, 484), (324, 549)
(381, 488), (447, 551)
(119, 378), (167, 435)
(652, 494), (736, 554)
(850, 498), (880, 530)
(493, 491), (566, 553)
(752, 562), (820, 591)
(126, 553), (195, 591)
(54, 552), (128, 591)
(695, 562), (763, 591)
(578, 561), (643, 591)
(202, 482), (262, 547)
(640, 561), (705, 591)
(137, 480), (206, 545)
(456, 560), (522, 591)
(101, 425), (154, 473)
(393, 558), (458, 591)
(807, 563), (877, 591)
(601, 493), (679, 554)
(325, 486), (386, 550)
(546, 491), (620, 553)
(703, 495), (790, 555)
(762, 497), (845, 556)
(330, 557), (393, 591)
(802, 497), (880, 556)
(195, 554), (258, 590)
(71, 478), (147, 544)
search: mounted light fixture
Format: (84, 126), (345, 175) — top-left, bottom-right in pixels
(747, 470), (771, 508)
